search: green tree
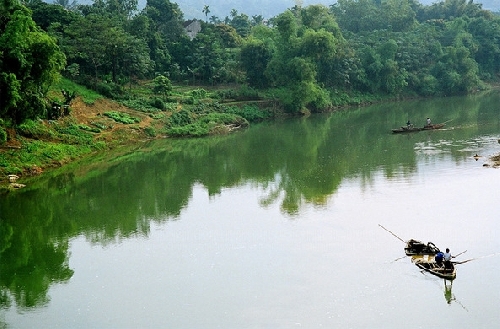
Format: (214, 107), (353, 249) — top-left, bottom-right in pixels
(467, 16), (500, 78)
(140, 0), (185, 73)
(63, 14), (152, 90)
(27, 0), (79, 31)
(229, 12), (251, 37)
(0, 0), (66, 124)
(240, 38), (273, 88)
(331, 0), (380, 33)
(432, 45), (479, 94)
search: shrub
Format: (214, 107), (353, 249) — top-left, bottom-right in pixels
(17, 120), (55, 139)
(151, 98), (166, 110)
(169, 109), (192, 126)
(180, 96), (195, 105)
(152, 75), (172, 98)
(78, 124), (101, 133)
(190, 88), (208, 99)
(120, 98), (160, 113)
(166, 123), (209, 137)
(144, 126), (156, 137)
(55, 124), (95, 144)
(215, 89), (237, 100)
(96, 82), (123, 99)
(224, 105), (269, 122)
(235, 85), (260, 101)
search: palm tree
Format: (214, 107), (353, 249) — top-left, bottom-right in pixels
(203, 5), (210, 22)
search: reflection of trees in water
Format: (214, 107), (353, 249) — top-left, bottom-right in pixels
(0, 92), (497, 309)
(0, 215), (73, 310)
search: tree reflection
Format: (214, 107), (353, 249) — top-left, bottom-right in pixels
(0, 215), (73, 309)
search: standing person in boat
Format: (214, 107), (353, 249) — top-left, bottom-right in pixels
(406, 120), (412, 129)
(443, 248), (453, 271)
(426, 117), (431, 126)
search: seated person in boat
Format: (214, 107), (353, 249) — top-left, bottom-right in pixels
(435, 251), (444, 266)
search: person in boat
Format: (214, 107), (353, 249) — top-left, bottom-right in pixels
(406, 120), (412, 129)
(443, 248), (454, 271)
(425, 117), (431, 127)
(435, 251), (444, 266)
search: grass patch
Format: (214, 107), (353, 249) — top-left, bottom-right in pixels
(104, 111), (140, 124)
(0, 140), (102, 175)
(165, 112), (248, 137)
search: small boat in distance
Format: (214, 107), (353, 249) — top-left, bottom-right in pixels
(392, 123), (446, 133)
(412, 255), (456, 280)
(405, 239), (440, 256)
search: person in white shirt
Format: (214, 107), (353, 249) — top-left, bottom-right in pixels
(443, 248), (453, 271)
(444, 248), (452, 261)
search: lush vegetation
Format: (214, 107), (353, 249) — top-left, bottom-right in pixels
(3, 0), (499, 118)
(2, 0), (500, 176)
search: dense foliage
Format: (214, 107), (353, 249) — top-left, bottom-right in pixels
(0, 0), (65, 124)
(1, 0), (500, 123)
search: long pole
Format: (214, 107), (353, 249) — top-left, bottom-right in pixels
(378, 224), (405, 243)
(453, 252), (500, 265)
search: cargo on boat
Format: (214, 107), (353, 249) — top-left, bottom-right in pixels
(404, 239), (440, 256)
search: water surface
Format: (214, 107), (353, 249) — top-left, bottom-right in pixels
(1, 92), (500, 328)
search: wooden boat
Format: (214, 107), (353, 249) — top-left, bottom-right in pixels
(392, 123), (445, 133)
(412, 255), (456, 280)
(404, 239), (440, 256)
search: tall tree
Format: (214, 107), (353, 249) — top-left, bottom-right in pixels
(0, 0), (66, 123)
(141, 0), (185, 73)
(240, 38), (272, 88)
(202, 4), (209, 22)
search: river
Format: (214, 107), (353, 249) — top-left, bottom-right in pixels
(1, 92), (500, 328)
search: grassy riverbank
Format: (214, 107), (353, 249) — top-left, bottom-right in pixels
(0, 79), (326, 189)
(1, 79), (495, 191)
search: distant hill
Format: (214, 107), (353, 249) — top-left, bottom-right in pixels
(172, 0), (500, 20)
(53, 0), (500, 20)
(153, 0), (500, 19)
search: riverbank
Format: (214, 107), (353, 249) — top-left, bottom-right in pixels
(2, 83), (499, 192)
(0, 79), (361, 189)
(0, 85), (273, 191)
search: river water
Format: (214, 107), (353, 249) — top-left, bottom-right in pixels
(1, 92), (500, 328)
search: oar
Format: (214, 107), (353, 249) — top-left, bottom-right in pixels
(453, 252), (500, 265)
(392, 255), (407, 263)
(378, 224), (405, 243)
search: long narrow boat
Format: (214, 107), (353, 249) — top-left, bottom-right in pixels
(412, 255), (456, 280)
(404, 239), (440, 256)
(392, 123), (445, 133)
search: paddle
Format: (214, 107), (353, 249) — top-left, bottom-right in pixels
(391, 255), (407, 263)
(453, 250), (467, 258)
(378, 224), (405, 243)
